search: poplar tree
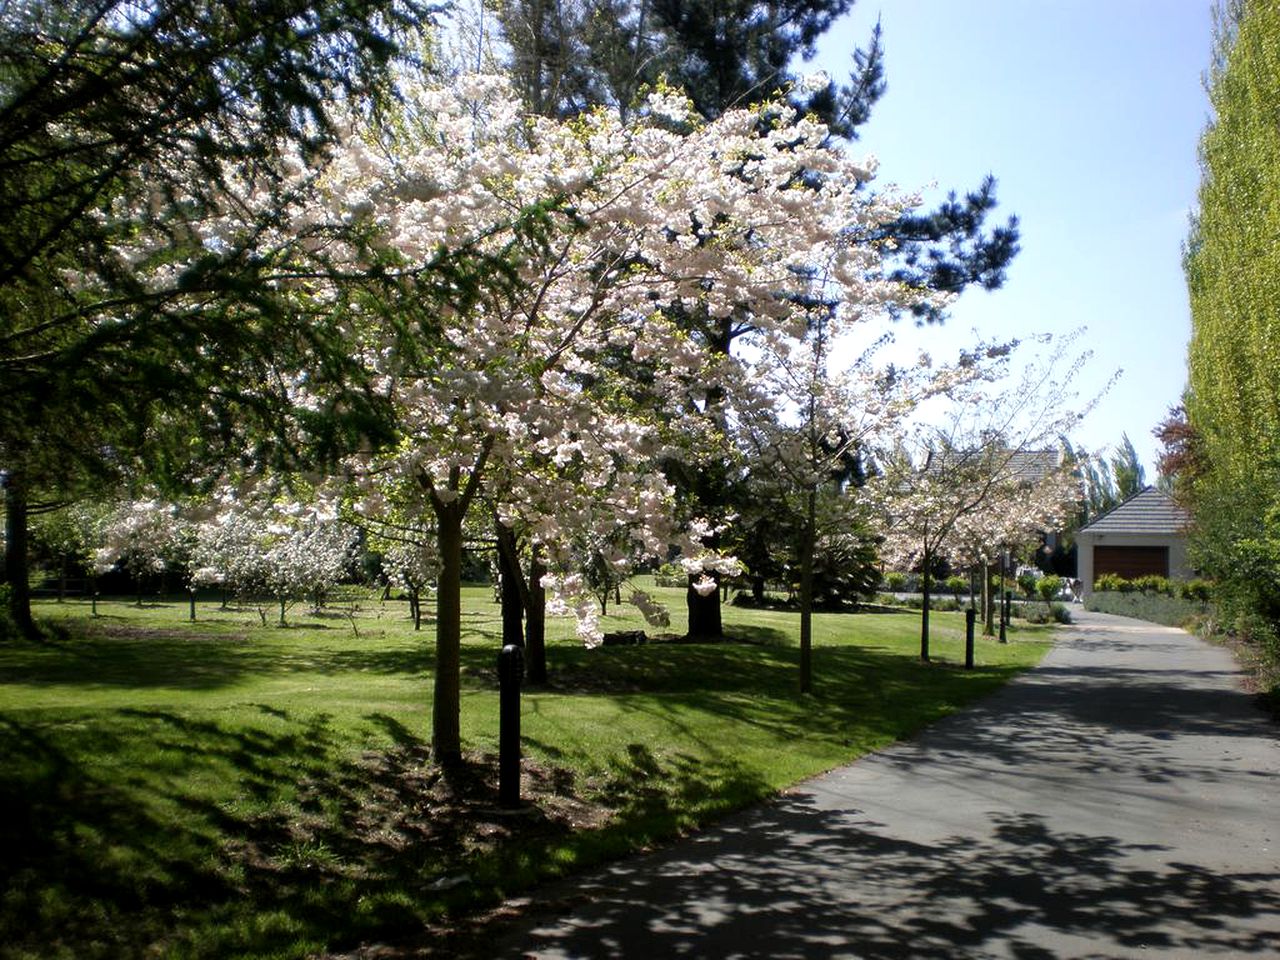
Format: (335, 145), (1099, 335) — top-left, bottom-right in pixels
(1183, 0), (1280, 653)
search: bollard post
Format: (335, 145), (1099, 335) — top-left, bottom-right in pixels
(999, 589), (1011, 643)
(965, 608), (976, 669)
(498, 644), (524, 809)
(189, 588), (197, 623)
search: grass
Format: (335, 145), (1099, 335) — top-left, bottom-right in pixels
(0, 582), (1053, 959)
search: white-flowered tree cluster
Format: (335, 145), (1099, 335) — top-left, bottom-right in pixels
(96, 500), (193, 605)
(731, 321), (1030, 689)
(275, 74), (943, 761)
(188, 489), (359, 625)
(872, 334), (1097, 657)
(376, 538), (438, 631)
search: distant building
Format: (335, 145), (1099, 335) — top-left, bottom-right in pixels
(1076, 487), (1191, 597)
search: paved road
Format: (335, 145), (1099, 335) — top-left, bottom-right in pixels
(481, 609), (1280, 958)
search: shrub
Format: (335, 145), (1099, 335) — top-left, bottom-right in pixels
(1036, 575), (1063, 604)
(1233, 610), (1279, 653)
(902, 594), (959, 611)
(1025, 601), (1072, 625)
(1016, 572), (1039, 599)
(1094, 573), (1129, 593)
(944, 575), (967, 602)
(884, 571), (908, 592)
(1133, 575), (1172, 596)
(1180, 579), (1214, 604)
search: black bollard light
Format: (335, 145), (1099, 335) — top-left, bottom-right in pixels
(498, 644), (524, 808)
(965, 608), (976, 670)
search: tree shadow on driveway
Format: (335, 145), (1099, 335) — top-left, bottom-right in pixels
(480, 796), (1278, 958)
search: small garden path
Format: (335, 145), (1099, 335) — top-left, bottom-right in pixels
(475, 608), (1280, 958)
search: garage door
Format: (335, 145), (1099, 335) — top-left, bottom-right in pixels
(1094, 545), (1169, 580)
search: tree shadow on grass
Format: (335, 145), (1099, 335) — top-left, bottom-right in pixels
(0, 703), (772, 960)
(0, 628), (270, 690)
(0, 623), (437, 689)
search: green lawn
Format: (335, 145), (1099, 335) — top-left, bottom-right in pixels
(0, 583), (1052, 959)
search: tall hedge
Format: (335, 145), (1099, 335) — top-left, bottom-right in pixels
(1183, 0), (1280, 659)
(1187, 0), (1280, 481)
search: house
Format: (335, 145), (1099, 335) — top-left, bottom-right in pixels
(1075, 487), (1192, 598)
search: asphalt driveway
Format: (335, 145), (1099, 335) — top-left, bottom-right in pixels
(479, 608), (1279, 959)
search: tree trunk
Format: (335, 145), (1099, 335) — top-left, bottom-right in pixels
(920, 546), (931, 662)
(433, 505), (465, 767)
(686, 575), (722, 639)
(525, 545), (547, 684)
(685, 317), (733, 641)
(983, 562), (995, 636)
(798, 488), (816, 694)
(3, 472), (37, 639)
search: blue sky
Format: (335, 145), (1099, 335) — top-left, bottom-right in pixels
(813, 0), (1214, 475)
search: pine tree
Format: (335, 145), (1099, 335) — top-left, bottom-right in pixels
(0, 1), (433, 635)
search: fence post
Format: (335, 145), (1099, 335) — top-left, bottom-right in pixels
(498, 644), (524, 808)
(965, 608), (976, 669)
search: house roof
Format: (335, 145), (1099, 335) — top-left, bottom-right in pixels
(1005, 449), (1062, 483)
(1079, 486), (1189, 535)
(918, 447), (1062, 483)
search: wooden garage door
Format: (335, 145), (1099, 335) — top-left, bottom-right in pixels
(1095, 545), (1169, 580)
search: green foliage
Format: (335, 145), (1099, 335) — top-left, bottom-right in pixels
(1129, 575), (1170, 596)
(1016, 572), (1039, 599)
(885, 571), (908, 591)
(1110, 434), (1147, 502)
(1094, 573), (1130, 593)
(1093, 574), (1185, 597)
(495, 0), (884, 138)
(1023, 601), (1072, 625)
(944, 575), (968, 601)
(0, 1), (436, 636)
(1182, 0), (1280, 683)
(1036, 575), (1063, 603)
(654, 563), (686, 588)
(1180, 579), (1214, 604)
(1186, 0), (1280, 485)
